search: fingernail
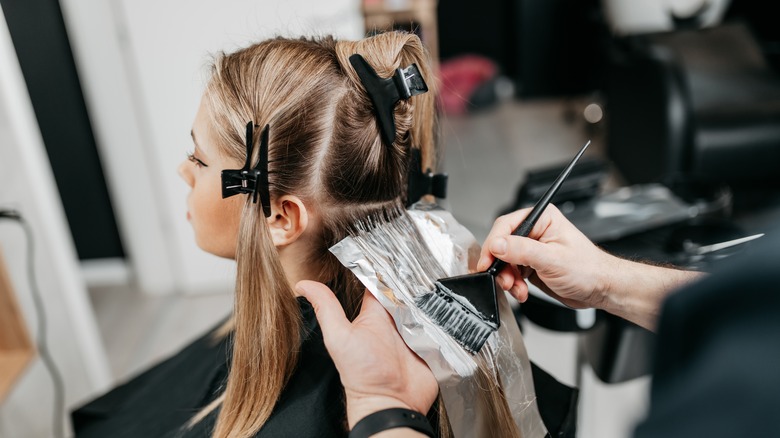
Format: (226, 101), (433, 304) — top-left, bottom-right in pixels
(477, 256), (487, 270)
(490, 237), (507, 255)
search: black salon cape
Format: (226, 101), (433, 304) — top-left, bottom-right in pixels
(72, 297), (578, 438)
(634, 230), (780, 437)
(72, 297), (347, 438)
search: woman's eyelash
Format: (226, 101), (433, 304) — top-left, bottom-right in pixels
(186, 151), (208, 168)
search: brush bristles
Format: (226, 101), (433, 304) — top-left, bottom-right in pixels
(417, 285), (498, 354)
(347, 209), (496, 353)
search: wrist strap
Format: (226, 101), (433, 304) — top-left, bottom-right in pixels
(350, 408), (434, 438)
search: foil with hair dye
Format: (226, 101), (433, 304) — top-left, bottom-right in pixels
(330, 202), (548, 438)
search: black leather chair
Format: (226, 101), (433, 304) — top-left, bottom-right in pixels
(606, 22), (780, 186)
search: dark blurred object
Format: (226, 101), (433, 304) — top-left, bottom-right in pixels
(500, 156), (700, 243)
(606, 22), (780, 186)
(565, 184), (695, 243)
(665, 217), (744, 254)
(1, 0), (125, 260)
(516, 156), (607, 205)
(437, 0), (513, 78)
(665, 179), (733, 218)
(581, 311), (655, 384)
(666, 219), (762, 270)
(510, 0), (606, 98)
(725, 0), (780, 74)
(437, 0), (607, 99)
(517, 295), (583, 333)
(529, 363), (579, 438)
(406, 148), (447, 207)
(499, 156), (609, 216)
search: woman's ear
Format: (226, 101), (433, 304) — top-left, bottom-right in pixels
(266, 195), (309, 247)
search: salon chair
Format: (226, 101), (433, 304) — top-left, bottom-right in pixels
(605, 21), (780, 186)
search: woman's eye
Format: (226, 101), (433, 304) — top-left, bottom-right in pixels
(187, 152), (208, 168)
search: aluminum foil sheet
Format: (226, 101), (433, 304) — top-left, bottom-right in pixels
(330, 202), (547, 438)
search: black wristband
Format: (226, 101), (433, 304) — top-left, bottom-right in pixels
(350, 408), (434, 438)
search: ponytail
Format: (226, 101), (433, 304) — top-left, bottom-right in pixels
(334, 32), (439, 178)
(201, 201), (301, 437)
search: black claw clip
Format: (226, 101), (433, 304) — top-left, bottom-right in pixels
(221, 122), (272, 217)
(406, 148), (448, 206)
(349, 54), (428, 147)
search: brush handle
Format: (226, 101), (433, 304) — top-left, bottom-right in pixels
(486, 140), (591, 277)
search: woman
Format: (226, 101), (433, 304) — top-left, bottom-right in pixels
(73, 31), (438, 438)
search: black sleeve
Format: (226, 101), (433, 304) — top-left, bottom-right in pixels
(634, 232), (780, 438)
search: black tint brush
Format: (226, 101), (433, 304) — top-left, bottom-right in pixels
(416, 140), (591, 353)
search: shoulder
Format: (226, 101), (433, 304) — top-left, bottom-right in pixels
(249, 298), (347, 437)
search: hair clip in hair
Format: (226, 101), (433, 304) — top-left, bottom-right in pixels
(349, 54), (428, 147)
(406, 148), (447, 206)
(221, 122), (272, 217)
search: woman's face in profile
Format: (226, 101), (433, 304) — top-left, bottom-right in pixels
(178, 97), (244, 259)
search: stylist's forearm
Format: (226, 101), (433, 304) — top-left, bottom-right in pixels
(598, 256), (704, 331)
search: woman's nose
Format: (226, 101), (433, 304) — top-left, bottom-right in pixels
(178, 161), (193, 187)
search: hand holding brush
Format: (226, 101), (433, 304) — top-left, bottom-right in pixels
(477, 150), (706, 332)
(417, 141), (591, 353)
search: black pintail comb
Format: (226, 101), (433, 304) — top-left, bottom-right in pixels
(417, 140), (591, 353)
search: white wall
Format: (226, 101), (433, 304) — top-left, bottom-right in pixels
(602, 0), (730, 36)
(0, 8), (111, 436)
(60, 0), (363, 295)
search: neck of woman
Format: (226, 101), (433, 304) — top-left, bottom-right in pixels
(277, 239), (321, 297)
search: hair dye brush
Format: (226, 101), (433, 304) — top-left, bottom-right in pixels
(417, 140), (591, 353)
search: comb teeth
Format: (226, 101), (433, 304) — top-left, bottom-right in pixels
(416, 284), (499, 354)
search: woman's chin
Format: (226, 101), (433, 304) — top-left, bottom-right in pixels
(194, 238), (236, 260)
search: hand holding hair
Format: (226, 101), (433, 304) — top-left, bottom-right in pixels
(296, 281), (438, 432)
(477, 205), (703, 331)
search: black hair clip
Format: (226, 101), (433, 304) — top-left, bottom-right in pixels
(349, 54), (428, 147)
(221, 122), (272, 217)
(406, 148), (447, 207)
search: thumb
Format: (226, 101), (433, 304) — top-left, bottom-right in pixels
(296, 280), (351, 343)
(359, 290), (395, 325)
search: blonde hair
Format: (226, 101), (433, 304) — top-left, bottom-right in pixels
(194, 32), (440, 438)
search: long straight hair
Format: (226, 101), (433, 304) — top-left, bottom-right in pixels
(193, 33), (439, 438)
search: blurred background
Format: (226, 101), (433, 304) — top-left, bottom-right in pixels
(1, 0), (779, 436)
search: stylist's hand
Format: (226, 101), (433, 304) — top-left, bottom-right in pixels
(477, 205), (615, 309)
(296, 280), (438, 429)
(480, 205), (704, 331)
